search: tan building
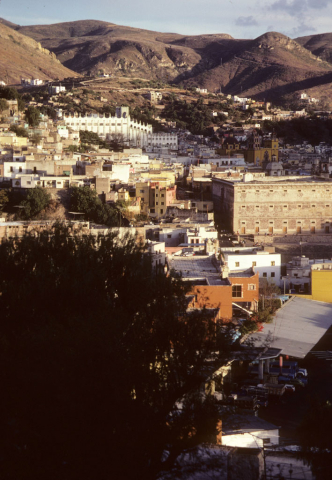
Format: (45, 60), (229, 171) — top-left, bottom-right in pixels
(212, 175), (332, 235)
(136, 178), (176, 218)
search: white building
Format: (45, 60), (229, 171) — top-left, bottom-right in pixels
(30, 79), (44, 86)
(222, 249), (282, 286)
(62, 106), (152, 148)
(50, 85), (66, 94)
(147, 133), (178, 149)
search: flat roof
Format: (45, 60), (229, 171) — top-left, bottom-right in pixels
(251, 297), (332, 358)
(213, 175), (332, 185)
(169, 256), (229, 286)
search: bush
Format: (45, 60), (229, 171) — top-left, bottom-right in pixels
(9, 125), (29, 137)
(19, 187), (51, 219)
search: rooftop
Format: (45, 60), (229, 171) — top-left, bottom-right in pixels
(251, 296), (332, 358)
(169, 255), (229, 286)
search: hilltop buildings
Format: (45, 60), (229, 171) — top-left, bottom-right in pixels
(61, 106), (153, 147)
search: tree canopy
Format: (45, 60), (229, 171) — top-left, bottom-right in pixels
(25, 106), (41, 127)
(70, 185), (119, 226)
(18, 187), (51, 219)
(0, 226), (226, 479)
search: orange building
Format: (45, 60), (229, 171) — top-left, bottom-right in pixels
(169, 255), (259, 320)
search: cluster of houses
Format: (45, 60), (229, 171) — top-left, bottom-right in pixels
(2, 94), (331, 478)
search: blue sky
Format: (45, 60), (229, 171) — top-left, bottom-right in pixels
(1, 0), (332, 39)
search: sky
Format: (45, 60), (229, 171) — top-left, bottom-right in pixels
(1, 0), (332, 39)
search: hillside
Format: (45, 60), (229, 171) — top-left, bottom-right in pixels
(4, 19), (332, 102)
(0, 21), (79, 84)
(296, 33), (332, 64)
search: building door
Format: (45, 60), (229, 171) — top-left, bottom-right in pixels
(325, 226), (330, 233)
(269, 226), (273, 234)
(282, 226), (287, 234)
(297, 226), (302, 234)
(311, 226), (316, 233)
(241, 226), (246, 234)
(255, 226), (259, 233)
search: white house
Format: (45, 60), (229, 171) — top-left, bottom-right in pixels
(222, 249), (282, 286)
(50, 85), (66, 94)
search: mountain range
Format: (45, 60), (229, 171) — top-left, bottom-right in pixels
(3, 18), (332, 104)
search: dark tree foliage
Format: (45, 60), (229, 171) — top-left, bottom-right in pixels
(0, 87), (25, 111)
(70, 185), (119, 226)
(79, 130), (108, 149)
(163, 98), (212, 135)
(0, 227), (224, 480)
(0, 86), (20, 100)
(263, 117), (332, 146)
(0, 98), (9, 112)
(18, 187), (51, 219)
(130, 106), (164, 132)
(298, 400), (332, 479)
(9, 124), (29, 137)
(25, 106), (41, 127)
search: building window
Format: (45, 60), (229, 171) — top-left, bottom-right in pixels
(232, 285), (242, 297)
(252, 261), (257, 267)
(271, 261), (275, 266)
(263, 272), (267, 278)
(271, 272), (275, 277)
(156, 202), (158, 205)
(312, 205), (316, 208)
(248, 284), (256, 290)
(298, 205), (302, 208)
(140, 189), (144, 193)
(283, 205), (287, 209)
(242, 205), (245, 209)
(235, 262), (240, 267)
(160, 209), (163, 214)
(167, 234), (171, 238)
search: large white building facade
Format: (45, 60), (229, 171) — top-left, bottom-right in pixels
(61, 106), (153, 147)
(147, 133), (178, 149)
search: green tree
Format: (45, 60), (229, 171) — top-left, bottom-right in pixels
(30, 133), (42, 145)
(0, 98), (9, 112)
(19, 187), (51, 219)
(0, 227), (225, 480)
(0, 188), (9, 213)
(70, 186), (118, 226)
(25, 106), (41, 127)
(9, 124), (29, 137)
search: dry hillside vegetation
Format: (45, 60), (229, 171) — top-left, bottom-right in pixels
(0, 21), (79, 84)
(3, 18), (332, 102)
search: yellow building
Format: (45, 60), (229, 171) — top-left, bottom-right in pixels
(295, 263), (332, 303)
(311, 267), (332, 303)
(0, 133), (28, 147)
(135, 178), (177, 218)
(244, 131), (279, 166)
(140, 170), (176, 185)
